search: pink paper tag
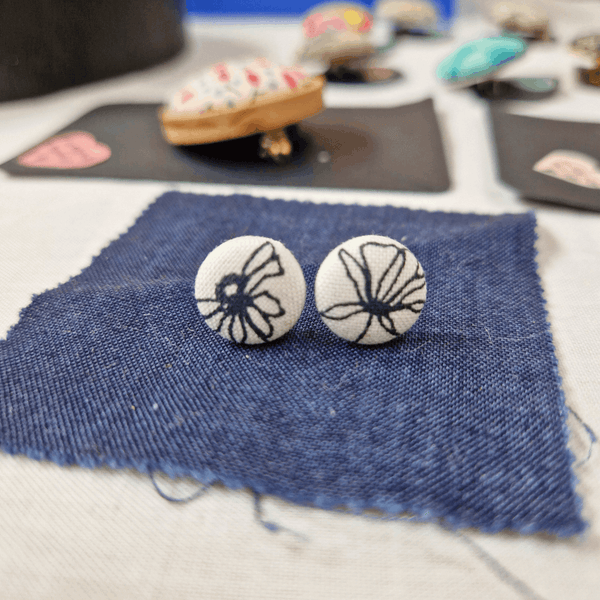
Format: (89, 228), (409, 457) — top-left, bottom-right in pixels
(18, 131), (112, 169)
(533, 150), (600, 189)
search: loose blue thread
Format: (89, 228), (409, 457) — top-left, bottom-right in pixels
(150, 472), (209, 503)
(333, 507), (548, 600)
(0, 195), (584, 536)
(148, 479), (554, 600)
(567, 406), (597, 467)
(253, 492), (309, 542)
(450, 528), (548, 600)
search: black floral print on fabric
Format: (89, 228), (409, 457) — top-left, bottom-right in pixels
(319, 242), (426, 343)
(197, 241), (286, 343)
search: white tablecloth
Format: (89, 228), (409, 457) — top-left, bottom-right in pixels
(1, 7), (599, 599)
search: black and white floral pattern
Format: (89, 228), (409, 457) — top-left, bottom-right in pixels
(195, 237), (306, 345)
(315, 236), (426, 344)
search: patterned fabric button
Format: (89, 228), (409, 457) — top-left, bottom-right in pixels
(376, 0), (438, 30)
(160, 58), (325, 147)
(315, 235), (426, 344)
(298, 2), (374, 64)
(168, 58), (313, 115)
(492, 1), (549, 34)
(195, 236), (306, 344)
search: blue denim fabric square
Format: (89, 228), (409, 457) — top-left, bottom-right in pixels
(0, 193), (584, 535)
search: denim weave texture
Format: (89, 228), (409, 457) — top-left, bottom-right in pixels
(0, 192), (585, 535)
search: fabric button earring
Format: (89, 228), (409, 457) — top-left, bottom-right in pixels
(195, 236), (306, 344)
(314, 235), (426, 344)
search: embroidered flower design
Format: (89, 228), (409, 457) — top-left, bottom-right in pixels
(282, 69), (306, 89)
(214, 63), (230, 82)
(303, 13), (326, 38)
(283, 71), (298, 89)
(180, 88), (195, 104)
(319, 242), (426, 343)
(196, 241), (286, 343)
(170, 61), (310, 113)
(357, 12), (372, 32)
(245, 68), (261, 87)
(303, 12), (349, 37)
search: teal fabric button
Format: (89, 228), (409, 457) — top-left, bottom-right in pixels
(436, 36), (527, 84)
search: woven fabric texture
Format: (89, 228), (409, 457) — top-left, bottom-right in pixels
(0, 192), (585, 536)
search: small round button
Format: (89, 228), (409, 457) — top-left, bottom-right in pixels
(195, 236), (306, 344)
(315, 235), (426, 344)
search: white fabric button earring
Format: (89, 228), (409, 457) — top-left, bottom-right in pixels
(314, 235), (426, 344)
(195, 236), (306, 344)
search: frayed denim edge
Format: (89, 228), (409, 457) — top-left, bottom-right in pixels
(0, 439), (587, 538)
(0, 198), (588, 539)
(528, 212), (588, 537)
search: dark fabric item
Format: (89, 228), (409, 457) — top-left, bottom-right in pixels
(490, 106), (600, 211)
(0, 1), (184, 102)
(0, 101), (450, 193)
(0, 193), (584, 536)
(472, 78), (559, 101)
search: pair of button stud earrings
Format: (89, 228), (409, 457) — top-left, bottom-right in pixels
(195, 234), (427, 346)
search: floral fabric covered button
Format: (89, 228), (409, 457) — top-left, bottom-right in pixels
(160, 58), (325, 158)
(195, 236), (306, 345)
(491, 1), (550, 41)
(315, 235), (426, 344)
(298, 2), (374, 65)
(376, 0), (438, 31)
(168, 58), (314, 115)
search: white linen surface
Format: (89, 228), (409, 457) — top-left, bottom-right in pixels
(1, 7), (599, 599)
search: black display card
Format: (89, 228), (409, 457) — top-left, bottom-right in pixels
(1, 99), (450, 193)
(491, 105), (600, 211)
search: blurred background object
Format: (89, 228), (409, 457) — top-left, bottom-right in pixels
(436, 34), (564, 100)
(375, 0), (439, 36)
(160, 59), (325, 160)
(572, 33), (600, 86)
(0, 0), (454, 103)
(491, 1), (551, 41)
(0, 0), (185, 102)
(436, 35), (528, 86)
(186, 0), (455, 25)
(296, 2), (407, 84)
(297, 2), (375, 66)
(572, 33), (600, 61)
